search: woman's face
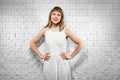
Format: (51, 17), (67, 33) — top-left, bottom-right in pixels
(51, 11), (62, 24)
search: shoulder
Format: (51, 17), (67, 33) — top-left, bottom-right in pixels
(38, 27), (49, 36)
(40, 27), (49, 32)
(64, 27), (73, 36)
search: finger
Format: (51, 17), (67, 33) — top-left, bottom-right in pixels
(60, 53), (65, 55)
(62, 58), (66, 60)
(60, 54), (63, 57)
(44, 58), (50, 61)
(45, 56), (50, 59)
(60, 55), (65, 58)
(46, 53), (50, 55)
(61, 56), (66, 59)
(45, 56), (51, 59)
(47, 55), (50, 57)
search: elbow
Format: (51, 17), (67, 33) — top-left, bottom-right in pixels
(78, 41), (84, 49)
(29, 40), (34, 48)
(81, 42), (84, 49)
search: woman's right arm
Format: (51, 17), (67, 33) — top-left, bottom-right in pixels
(29, 28), (46, 59)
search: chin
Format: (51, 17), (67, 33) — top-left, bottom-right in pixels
(53, 22), (59, 24)
(52, 21), (60, 25)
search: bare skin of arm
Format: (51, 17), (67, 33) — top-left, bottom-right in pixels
(29, 28), (50, 61)
(60, 28), (84, 60)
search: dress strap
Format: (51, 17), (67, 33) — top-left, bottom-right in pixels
(44, 27), (50, 36)
(63, 27), (68, 37)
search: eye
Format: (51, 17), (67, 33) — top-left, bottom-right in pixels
(57, 13), (61, 16)
(52, 13), (56, 15)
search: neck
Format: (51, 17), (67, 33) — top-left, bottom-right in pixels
(50, 24), (60, 31)
(52, 24), (59, 28)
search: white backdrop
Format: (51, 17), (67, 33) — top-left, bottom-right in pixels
(0, 0), (120, 80)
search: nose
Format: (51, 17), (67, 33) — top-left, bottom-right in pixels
(54, 15), (58, 18)
(54, 16), (58, 19)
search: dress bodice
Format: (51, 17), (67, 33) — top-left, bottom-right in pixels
(44, 28), (67, 53)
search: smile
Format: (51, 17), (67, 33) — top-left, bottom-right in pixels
(53, 18), (59, 22)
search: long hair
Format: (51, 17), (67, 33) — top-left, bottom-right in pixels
(44, 6), (65, 31)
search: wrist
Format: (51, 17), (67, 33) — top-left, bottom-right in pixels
(39, 54), (44, 59)
(69, 53), (73, 59)
(66, 53), (72, 60)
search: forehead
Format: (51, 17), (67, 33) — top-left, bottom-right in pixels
(52, 11), (61, 14)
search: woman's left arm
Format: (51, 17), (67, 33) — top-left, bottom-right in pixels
(65, 28), (84, 59)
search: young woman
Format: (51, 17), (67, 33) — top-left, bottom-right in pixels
(29, 6), (84, 80)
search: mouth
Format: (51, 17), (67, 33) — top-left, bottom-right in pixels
(53, 18), (59, 22)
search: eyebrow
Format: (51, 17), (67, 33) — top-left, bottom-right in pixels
(52, 12), (61, 14)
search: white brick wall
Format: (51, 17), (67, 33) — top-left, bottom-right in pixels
(0, 0), (120, 80)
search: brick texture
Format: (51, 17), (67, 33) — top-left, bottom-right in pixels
(0, 0), (120, 80)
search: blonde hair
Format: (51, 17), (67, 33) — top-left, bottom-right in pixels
(44, 6), (65, 31)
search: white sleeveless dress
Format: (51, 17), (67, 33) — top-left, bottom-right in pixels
(43, 28), (72, 80)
